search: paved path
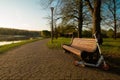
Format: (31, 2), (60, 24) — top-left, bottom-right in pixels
(0, 39), (119, 80)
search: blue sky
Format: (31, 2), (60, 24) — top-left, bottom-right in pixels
(0, 0), (50, 31)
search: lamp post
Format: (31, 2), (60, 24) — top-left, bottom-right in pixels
(51, 7), (54, 43)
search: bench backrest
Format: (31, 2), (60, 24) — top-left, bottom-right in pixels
(71, 38), (97, 52)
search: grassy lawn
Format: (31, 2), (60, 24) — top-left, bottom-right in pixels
(101, 38), (120, 56)
(47, 37), (120, 74)
(0, 38), (42, 54)
(47, 37), (71, 49)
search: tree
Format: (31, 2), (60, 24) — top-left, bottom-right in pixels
(56, 24), (77, 37)
(41, 30), (51, 38)
(82, 30), (92, 37)
(85, 0), (102, 44)
(102, 0), (120, 39)
(85, 0), (101, 34)
(44, 0), (83, 38)
(113, 0), (117, 39)
(59, 0), (83, 37)
(77, 0), (83, 38)
(107, 29), (114, 38)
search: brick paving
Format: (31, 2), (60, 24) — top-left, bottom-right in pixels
(0, 39), (119, 80)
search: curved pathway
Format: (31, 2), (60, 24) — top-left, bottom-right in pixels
(0, 39), (119, 80)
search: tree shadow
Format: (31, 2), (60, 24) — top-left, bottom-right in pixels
(64, 50), (120, 75)
(73, 53), (120, 75)
(104, 55), (120, 75)
(102, 43), (120, 47)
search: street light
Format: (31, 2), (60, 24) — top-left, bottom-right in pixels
(50, 7), (54, 43)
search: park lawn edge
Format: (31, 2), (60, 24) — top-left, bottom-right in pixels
(0, 38), (42, 54)
(47, 37), (120, 56)
(47, 37), (71, 49)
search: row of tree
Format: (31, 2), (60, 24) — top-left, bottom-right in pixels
(0, 28), (40, 37)
(43, 0), (120, 40)
(41, 25), (120, 38)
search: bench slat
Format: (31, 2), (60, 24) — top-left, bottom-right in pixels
(71, 38), (97, 52)
(63, 45), (82, 56)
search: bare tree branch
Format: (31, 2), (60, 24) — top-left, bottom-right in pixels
(84, 0), (94, 14)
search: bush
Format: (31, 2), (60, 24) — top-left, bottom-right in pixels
(41, 30), (51, 38)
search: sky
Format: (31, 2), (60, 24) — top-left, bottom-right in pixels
(0, 0), (50, 31)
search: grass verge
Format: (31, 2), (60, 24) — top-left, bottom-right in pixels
(101, 38), (120, 56)
(0, 38), (42, 54)
(47, 37), (71, 49)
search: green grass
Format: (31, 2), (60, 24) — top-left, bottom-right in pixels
(47, 37), (71, 49)
(0, 38), (42, 54)
(101, 38), (120, 56)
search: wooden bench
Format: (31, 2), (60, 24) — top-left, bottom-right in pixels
(62, 38), (99, 63)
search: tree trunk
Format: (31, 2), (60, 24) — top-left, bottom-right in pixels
(113, 0), (117, 39)
(85, 0), (102, 44)
(92, 0), (103, 45)
(78, 0), (83, 38)
(92, 0), (101, 34)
